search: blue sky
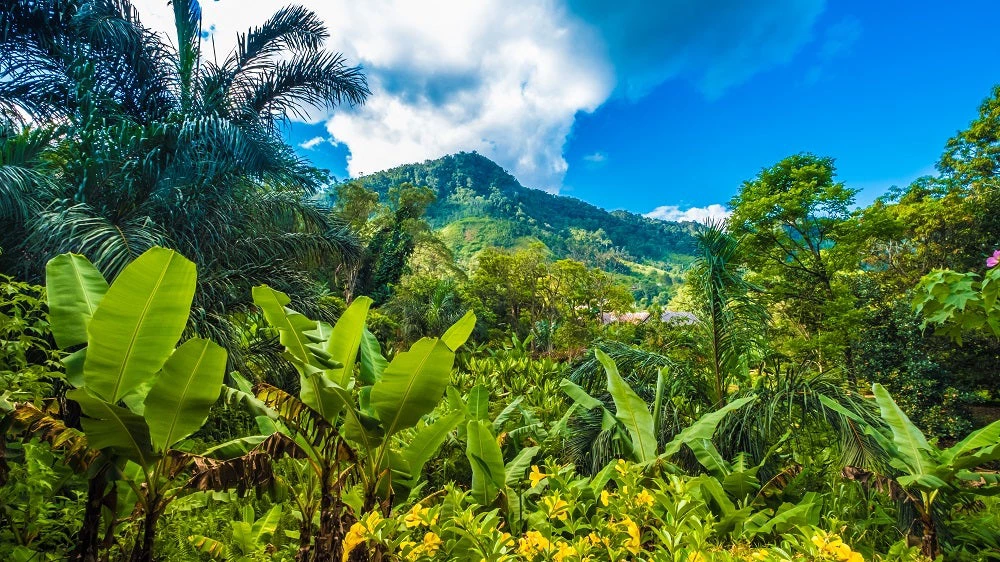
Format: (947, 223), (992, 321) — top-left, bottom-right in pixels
(136, 0), (1000, 220)
(562, 0), (1000, 217)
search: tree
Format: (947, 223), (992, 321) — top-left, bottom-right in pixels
(937, 84), (1000, 265)
(729, 154), (859, 375)
(686, 223), (768, 404)
(466, 245), (550, 338)
(336, 182), (437, 304)
(0, 0), (368, 371)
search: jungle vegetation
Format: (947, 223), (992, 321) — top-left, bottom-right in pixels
(2, 1), (1000, 561)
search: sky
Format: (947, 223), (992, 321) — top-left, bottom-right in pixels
(133, 0), (1000, 221)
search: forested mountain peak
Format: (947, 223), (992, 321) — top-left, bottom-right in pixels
(340, 151), (700, 266)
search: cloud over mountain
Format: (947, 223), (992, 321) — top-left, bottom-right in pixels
(131, 0), (825, 191)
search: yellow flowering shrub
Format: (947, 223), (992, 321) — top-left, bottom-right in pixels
(343, 462), (923, 561)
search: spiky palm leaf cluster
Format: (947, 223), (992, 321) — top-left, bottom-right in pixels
(0, 0), (370, 372)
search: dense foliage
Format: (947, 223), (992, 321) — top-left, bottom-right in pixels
(2, 1), (1000, 562)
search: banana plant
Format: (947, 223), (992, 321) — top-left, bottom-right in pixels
(237, 286), (475, 561)
(684, 437), (817, 539)
(561, 349), (756, 465)
(454, 385), (540, 527)
(189, 505), (283, 561)
(9, 248), (229, 562)
(822, 383), (1000, 558)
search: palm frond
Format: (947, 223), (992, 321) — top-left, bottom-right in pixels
(228, 5), (328, 73)
(238, 50), (369, 125)
(26, 202), (168, 279)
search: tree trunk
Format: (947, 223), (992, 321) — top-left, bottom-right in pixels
(920, 512), (938, 559)
(71, 465), (111, 562)
(130, 495), (160, 562)
(295, 504), (314, 562)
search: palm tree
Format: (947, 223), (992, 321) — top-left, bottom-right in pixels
(688, 222), (769, 404)
(0, 0), (369, 370)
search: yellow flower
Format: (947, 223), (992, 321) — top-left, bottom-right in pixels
(553, 541), (577, 562)
(422, 532), (443, 556)
(635, 489), (654, 507)
(542, 495), (570, 521)
(361, 511), (382, 530)
(518, 537), (535, 557)
(687, 552), (706, 562)
(846, 552), (864, 562)
(587, 532), (602, 546)
(832, 543), (853, 560)
(529, 465), (548, 487)
(518, 530), (551, 557)
(600, 489), (611, 506)
(341, 522), (367, 562)
(615, 459), (628, 475)
(404, 504), (429, 528)
(810, 534), (826, 550)
(621, 517), (641, 555)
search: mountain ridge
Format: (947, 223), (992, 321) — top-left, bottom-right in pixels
(344, 151), (700, 269)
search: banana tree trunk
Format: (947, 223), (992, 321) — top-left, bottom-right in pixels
(71, 464), (113, 562)
(920, 511), (938, 559)
(130, 492), (162, 562)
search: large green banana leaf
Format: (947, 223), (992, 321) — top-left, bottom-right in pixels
(252, 286), (316, 366)
(372, 337), (455, 437)
(143, 338), (227, 452)
(45, 253), (108, 349)
(68, 388), (153, 467)
(466, 419), (505, 505)
(659, 396), (756, 460)
(872, 383), (933, 476)
(943, 418), (1000, 464)
(467, 385), (490, 421)
(359, 327), (388, 385)
(84, 248), (196, 402)
(287, 355), (348, 423)
(402, 410), (465, 481)
(325, 296), (372, 387)
(595, 349), (657, 463)
(441, 310), (476, 352)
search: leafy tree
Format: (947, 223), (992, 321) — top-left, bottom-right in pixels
(465, 245), (550, 338)
(334, 182), (437, 304)
(729, 154), (859, 375)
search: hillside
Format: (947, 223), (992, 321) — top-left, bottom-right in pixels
(346, 152), (700, 274)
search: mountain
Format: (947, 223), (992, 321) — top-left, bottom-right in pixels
(341, 152), (700, 298)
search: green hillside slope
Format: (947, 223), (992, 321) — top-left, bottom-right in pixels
(348, 152), (700, 270)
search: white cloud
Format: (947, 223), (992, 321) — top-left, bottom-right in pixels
(298, 136), (326, 150)
(583, 152), (607, 163)
(129, 0), (612, 191)
(129, 1), (823, 191)
(645, 204), (731, 224)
